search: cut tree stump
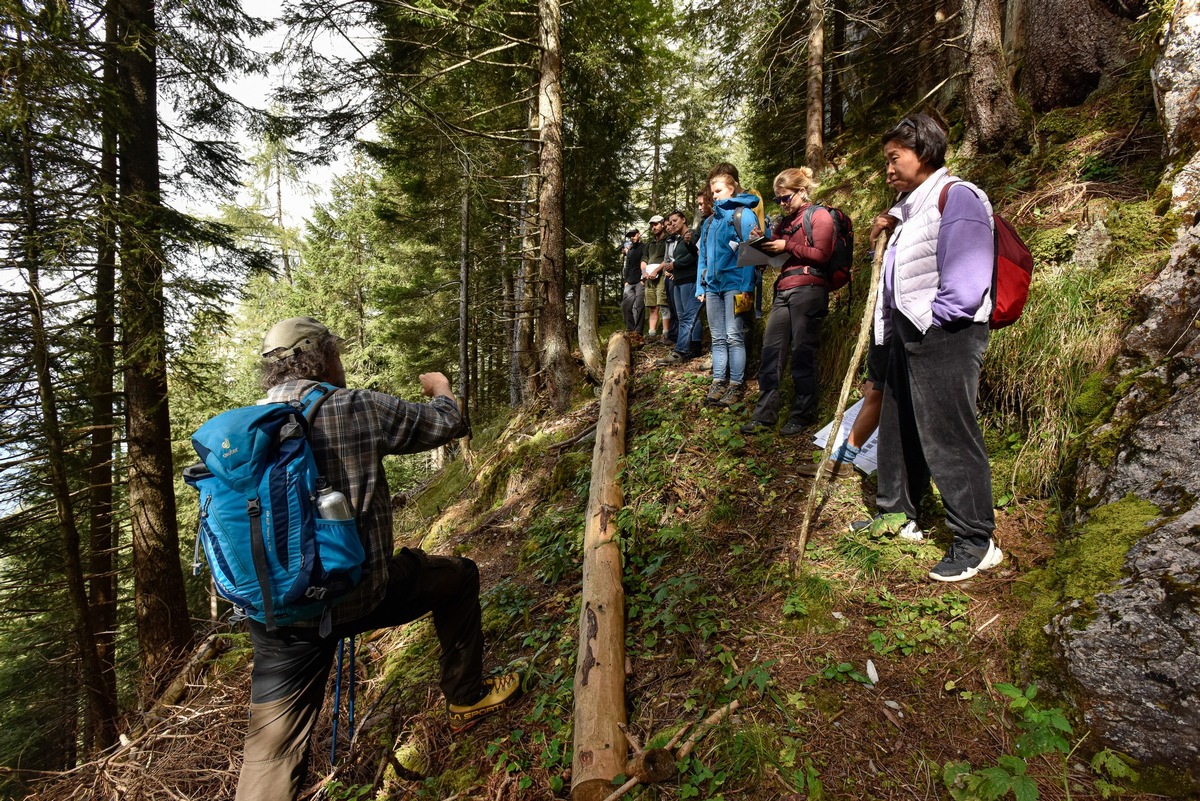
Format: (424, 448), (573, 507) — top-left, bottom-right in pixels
(571, 332), (631, 801)
(578, 284), (604, 383)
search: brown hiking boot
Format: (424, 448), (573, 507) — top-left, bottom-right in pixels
(715, 381), (745, 408)
(704, 381), (728, 405)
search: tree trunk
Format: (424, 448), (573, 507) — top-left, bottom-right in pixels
(830, 0), (844, 136)
(537, 0), (576, 410)
(115, 0), (194, 698)
(458, 176), (472, 436)
(517, 94), (540, 403)
(504, 270), (521, 407)
(806, 0), (825, 172)
(650, 117), (662, 215)
(1016, 0), (1134, 110)
(15, 89), (117, 758)
(275, 146), (292, 282)
(578, 285), (603, 383)
(571, 333), (631, 801)
(962, 0), (1020, 153)
(87, 1), (120, 752)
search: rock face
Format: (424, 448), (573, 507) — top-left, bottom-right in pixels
(1061, 93), (1200, 780)
(1152, 1), (1200, 158)
(1053, 507), (1200, 782)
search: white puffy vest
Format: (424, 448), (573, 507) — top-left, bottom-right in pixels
(874, 167), (994, 342)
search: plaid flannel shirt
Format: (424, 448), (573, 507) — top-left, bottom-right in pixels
(265, 380), (463, 625)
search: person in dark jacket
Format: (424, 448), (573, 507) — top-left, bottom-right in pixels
(621, 229), (646, 333)
(741, 167), (834, 437)
(656, 209), (700, 365)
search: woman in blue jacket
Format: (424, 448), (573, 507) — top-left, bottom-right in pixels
(697, 172), (760, 407)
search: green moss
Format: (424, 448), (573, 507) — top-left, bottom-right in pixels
(549, 450), (590, 499)
(380, 620), (440, 689)
(1128, 762), (1200, 798)
(1072, 370), (1111, 423)
(1085, 368), (1170, 470)
(1026, 226), (1079, 265)
(1011, 495), (1161, 684)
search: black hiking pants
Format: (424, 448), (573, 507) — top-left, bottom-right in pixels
(751, 285), (827, 425)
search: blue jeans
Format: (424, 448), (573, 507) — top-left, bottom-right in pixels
(706, 290), (745, 383)
(672, 281), (701, 356)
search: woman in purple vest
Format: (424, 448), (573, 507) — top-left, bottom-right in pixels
(853, 113), (1003, 583)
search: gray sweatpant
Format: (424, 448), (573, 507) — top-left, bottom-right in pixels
(876, 312), (995, 547)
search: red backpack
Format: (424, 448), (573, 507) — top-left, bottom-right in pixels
(938, 181), (1033, 329)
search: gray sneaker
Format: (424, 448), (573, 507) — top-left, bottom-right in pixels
(655, 351), (686, 367)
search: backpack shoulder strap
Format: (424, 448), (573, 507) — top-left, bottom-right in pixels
(731, 207), (744, 243)
(298, 382), (340, 425)
(801, 204), (823, 245)
(937, 180), (962, 214)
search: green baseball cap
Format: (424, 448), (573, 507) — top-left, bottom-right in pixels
(261, 316), (343, 362)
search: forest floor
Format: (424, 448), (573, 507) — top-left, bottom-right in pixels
(32, 337), (1162, 801)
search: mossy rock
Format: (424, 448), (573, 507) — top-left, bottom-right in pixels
(1010, 494), (1161, 686)
(1026, 225), (1079, 265)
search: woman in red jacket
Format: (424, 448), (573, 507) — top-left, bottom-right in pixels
(741, 167), (835, 437)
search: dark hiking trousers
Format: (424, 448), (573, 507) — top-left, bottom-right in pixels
(234, 549), (484, 801)
(751, 285), (828, 425)
(876, 313), (994, 547)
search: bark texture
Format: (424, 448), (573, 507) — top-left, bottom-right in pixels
(537, 0), (577, 410)
(806, 0), (825, 171)
(571, 333), (631, 801)
(115, 0), (194, 696)
(578, 285), (603, 383)
(961, 0), (1019, 153)
(1014, 0), (1135, 110)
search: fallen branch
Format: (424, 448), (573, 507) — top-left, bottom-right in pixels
(139, 635), (231, 732)
(599, 700), (744, 801)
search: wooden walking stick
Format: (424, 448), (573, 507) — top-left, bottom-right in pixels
(791, 234), (889, 571)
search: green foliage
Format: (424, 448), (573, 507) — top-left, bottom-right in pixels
(864, 590), (970, 656)
(943, 683), (1137, 801)
(818, 661), (871, 685)
(782, 572), (834, 621)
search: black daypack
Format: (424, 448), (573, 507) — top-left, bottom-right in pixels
(801, 204), (854, 291)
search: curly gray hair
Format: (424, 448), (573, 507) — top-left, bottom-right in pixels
(260, 334), (341, 390)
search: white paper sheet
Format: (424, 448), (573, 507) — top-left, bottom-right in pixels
(810, 398), (879, 475)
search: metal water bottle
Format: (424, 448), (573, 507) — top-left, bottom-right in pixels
(316, 478), (353, 520)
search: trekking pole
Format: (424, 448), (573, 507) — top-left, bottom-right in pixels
(791, 233), (889, 573)
(331, 637), (346, 765)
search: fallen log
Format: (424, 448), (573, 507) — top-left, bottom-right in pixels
(571, 332), (632, 801)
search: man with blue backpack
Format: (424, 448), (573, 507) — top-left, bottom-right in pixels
(191, 317), (521, 801)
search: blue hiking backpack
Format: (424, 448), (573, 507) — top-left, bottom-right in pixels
(183, 383), (365, 635)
